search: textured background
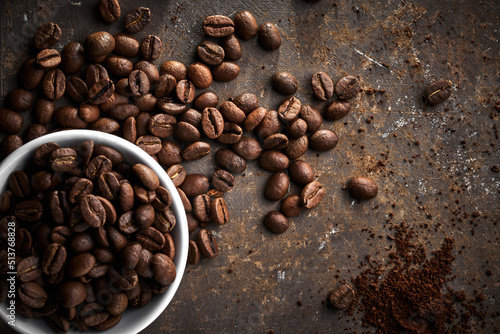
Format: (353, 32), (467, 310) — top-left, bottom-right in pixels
(0, 0), (499, 333)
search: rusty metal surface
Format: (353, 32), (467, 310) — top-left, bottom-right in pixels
(1, 0), (499, 333)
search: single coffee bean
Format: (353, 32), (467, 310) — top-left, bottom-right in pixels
(218, 123), (243, 144)
(212, 62), (240, 82)
(19, 282), (47, 309)
(280, 193), (304, 217)
(33, 142), (59, 167)
(263, 210), (289, 234)
(0, 135), (22, 158)
(135, 112), (151, 137)
(89, 78), (115, 105)
(179, 109), (202, 128)
(256, 110), (282, 139)
(94, 144), (123, 164)
(188, 240), (201, 265)
(54, 106), (88, 129)
(301, 181), (325, 209)
(202, 107), (224, 139)
(197, 229), (218, 259)
(57, 281), (87, 307)
(86, 64), (109, 87)
(180, 174), (210, 198)
(309, 129), (338, 151)
(68, 177), (93, 203)
(60, 41), (85, 75)
(185, 213), (199, 233)
(221, 34), (242, 60)
(9, 170), (30, 197)
(335, 75), (361, 100)
(50, 148), (78, 172)
(134, 204), (155, 228)
(129, 70), (150, 96)
(80, 302), (109, 327)
(19, 59), (44, 91)
(192, 194), (211, 223)
(119, 182), (135, 217)
(114, 33), (139, 58)
(197, 41), (225, 66)
(263, 133), (289, 150)
(187, 62), (212, 89)
(160, 60), (186, 81)
(33, 22), (61, 49)
(46, 314), (70, 333)
(244, 107), (267, 132)
(215, 149), (247, 174)
(278, 96), (301, 122)
(211, 197), (229, 225)
(66, 76), (88, 103)
(134, 184), (156, 204)
(193, 92), (219, 111)
(136, 227), (165, 252)
(182, 141), (211, 161)
(135, 249), (154, 278)
(120, 242), (142, 270)
(212, 170), (235, 192)
(36, 48), (61, 69)
(123, 6), (150, 32)
(133, 61), (159, 86)
(284, 136), (309, 160)
(154, 208), (176, 233)
(157, 141), (182, 167)
(258, 23), (281, 50)
(17, 256), (42, 282)
(99, 0), (121, 23)
(140, 35), (162, 61)
(91, 118), (120, 133)
(23, 124), (48, 143)
(273, 72), (298, 95)
(175, 121), (201, 142)
(234, 11), (258, 40)
(42, 243), (67, 275)
(135, 135), (162, 155)
(97, 172), (120, 200)
(348, 177), (378, 200)
(151, 253), (176, 286)
(35, 98), (55, 125)
(176, 80), (196, 104)
(148, 113), (176, 138)
(288, 160), (314, 186)
(329, 284), (355, 310)
(324, 100), (351, 121)
(84, 31), (115, 62)
(203, 15), (234, 37)
(424, 80), (452, 105)
(219, 101), (246, 124)
(107, 226), (127, 253)
(106, 293), (128, 316)
(259, 150), (289, 172)
(104, 55), (133, 77)
(231, 93), (259, 115)
(30, 171), (56, 193)
(232, 136), (262, 160)
(264, 172), (290, 201)
(177, 187), (192, 213)
(7, 89), (33, 112)
(97, 196), (117, 225)
(133, 164), (159, 190)
(47, 191), (69, 226)
(42, 69), (66, 100)
(123, 117), (137, 143)
(285, 118), (307, 139)
(156, 96), (187, 115)
(108, 104), (139, 121)
(311, 71), (334, 100)
(152, 186), (172, 211)
(80, 194), (106, 227)
(155, 74), (177, 98)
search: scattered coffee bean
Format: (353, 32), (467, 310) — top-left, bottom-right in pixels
(124, 7), (151, 33)
(348, 177), (378, 200)
(272, 72), (298, 95)
(324, 100), (351, 121)
(203, 15), (234, 38)
(301, 181), (325, 209)
(424, 80), (452, 105)
(309, 129), (338, 151)
(197, 229), (219, 259)
(329, 284), (355, 310)
(234, 11), (258, 40)
(258, 23), (282, 50)
(335, 75), (361, 100)
(197, 41), (225, 66)
(140, 35), (162, 61)
(263, 211), (289, 234)
(311, 72), (334, 100)
(33, 22), (61, 50)
(99, 0), (121, 23)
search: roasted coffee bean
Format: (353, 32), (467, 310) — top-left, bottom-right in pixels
(91, 118), (119, 133)
(115, 79), (132, 97)
(151, 253), (176, 286)
(135, 112), (151, 136)
(197, 229), (218, 259)
(19, 59), (44, 91)
(104, 55), (133, 77)
(97, 172), (120, 200)
(135, 204), (155, 228)
(108, 104), (139, 121)
(211, 197), (229, 225)
(119, 181), (134, 212)
(262, 133), (288, 151)
(134, 60), (160, 85)
(46, 314), (70, 333)
(258, 23), (281, 50)
(54, 106), (88, 129)
(9, 170), (30, 197)
(263, 210), (289, 234)
(301, 181), (325, 209)
(219, 101), (245, 124)
(156, 96), (187, 115)
(128, 70), (150, 96)
(15, 228), (33, 257)
(48, 191), (69, 225)
(179, 108), (203, 127)
(133, 164), (159, 191)
(0, 192), (13, 214)
(135, 135), (162, 155)
(311, 71), (334, 100)
(33, 142), (60, 167)
(60, 41), (85, 75)
(192, 194), (211, 223)
(107, 227), (127, 253)
(136, 227), (165, 252)
(24, 124), (47, 143)
(140, 35), (162, 61)
(176, 80), (196, 104)
(232, 136), (262, 160)
(348, 177), (378, 200)
(157, 141), (182, 167)
(175, 121), (201, 142)
(84, 31), (115, 62)
(15, 200), (43, 222)
(265, 172), (290, 201)
(42, 243), (66, 275)
(148, 113), (176, 138)
(17, 256), (42, 282)
(177, 187), (192, 213)
(231, 93), (259, 115)
(203, 15), (234, 37)
(120, 242), (142, 270)
(329, 284), (355, 310)
(309, 129), (338, 151)
(80, 194), (106, 227)
(188, 240), (201, 265)
(256, 110), (281, 139)
(424, 80), (452, 105)
(124, 7), (151, 33)
(0, 108), (23, 134)
(7, 89), (33, 112)
(215, 149), (247, 174)
(155, 74), (177, 98)
(123, 117), (137, 143)
(69, 177), (93, 203)
(301, 105), (324, 132)
(278, 96), (301, 122)
(234, 11), (258, 40)
(218, 123), (243, 144)
(36, 48), (61, 69)
(197, 41), (224, 66)
(193, 92), (219, 111)
(335, 75), (361, 100)
(288, 160), (314, 186)
(244, 107), (267, 132)
(152, 186), (172, 211)
(109, 266), (139, 291)
(284, 136), (309, 160)
(114, 33), (139, 58)
(182, 141), (210, 161)
(19, 282), (47, 308)
(97, 196), (117, 225)
(57, 281), (87, 308)
(273, 72), (298, 95)
(180, 174), (210, 198)
(187, 62), (213, 89)
(34, 98), (55, 125)
(134, 184), (155, 204)
(135, 249), (153, 278)
(106, 293), (128, 316)
(99, 0), (121, 23)
(259, 150), (289, 172)
(42, 69), (66, 100)
(280, 193), (304, 217)
(160, 60), (186, 81)
(94, 144), (123, 164)
(212, 170), (235, 192)
(80, 302), (109, 327)
(153, 208), (176, 233)
(50, 148), (78, 172)
(285, 118), (307, 139)
(212, 61), (240, 82)
(221, 34), (242, 60)
(202, 107), (224, 139)
(89, 78), (115, 105)
(65, 77), (88, 103)
(0, 135), (23, 159)
(118, 211), (140, 234)
(86, 64), (109, 87)
(185, 213), (199, 233)
(33, 22), (61, 49)
(324, 100), (351, 121)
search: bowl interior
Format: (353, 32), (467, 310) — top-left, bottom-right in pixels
(0, 130), (188, 334)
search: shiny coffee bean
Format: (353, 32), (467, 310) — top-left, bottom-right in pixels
(347, 177), (378, 200)
(182, 141), (210, 161)
(231, 93), (259, 115)
(36, 48), (61, 69)
(309, 129), (338, 151)
(215, 149), (247, 174)
(41, 243), (67, 275)
(157, 141), (182, 167)
(278, 96), (301, 122)
(35, 98), (55, 125)
(50, 148), (78, 172)
(155, 74), (176, 98)
(133, 164), (159, 191)
(232, 136), (262, 160)
(99, 0), (121, 23)
(157, 96), (187, 115)
(180, 174), (210, 198)
(234, 11), (258, 40)
(219, 101), (246, 124)
(329, 284), (356, 310)
(311, 71), (334, 100)
(300, 105), (323, 133)
(424, 80), (452, 105)
(60, 41), (85, 75)
(175, 121), (201, 142)
(212, 62), (240, 82)
(66, 77), (88, 103)
(176, 80), (196, 104)
(160, 60), (186, 81)
(188, 240), (201, 265)
(273, 72), (298, 95)
(324, 100), (351, 121)
(263, 210), (289, 234)
(9, 170), (30, 197)
(19, 59), (44, 91)
(193, 92), (219, 111)
(86, 64), (109, 87)
(0, 108), (24, 134)
(33, 22), (61, 49)
(151, 253), (176, 286)
(301, 181), (325, 209)
(285, 118), (307, 139)
(54, 106), (88, 129)
(187, 62), (213, 89)
(288, 160), (314, 186)
(264, 172), (289, 201)
(244, 107), (267, 132)
(280, 193), (304, 217)
(136, 227), (165, 252)
(129, 70), (150, 96)
(140, 35), (162, 61)
(197, 229), (218, 259)
(114, 33), (139, 58)
(259, 150), (289, 172)
(42, 69), (66, 100)
(89, 78), (115, 105)
(84, 31), (115, 62)
(192, 194), (211, 223)
(197, 41), (225, 66)
(148, 113), (176, 138)
(17, 256), (42, 282)
(57, 281), (87, 308)
(284, 136), (309, 160)
(217, 123), (243, 144)
(19, 282), (47, 308)
(202, 107), (224, 139)
(258, 23), (281, 50)
(203, 15), (234, 37)
(135, 135), (162, 155)
(221, 34), (242, 60)
(210, 197), (229, 225)
(104, 55), (133, 77)
(7, 89), (33, 112)
(124, 7), (151, 33)
(256, 110), (281, 139)
(212, 170), (235, 192)
(335, 75), (360, 100)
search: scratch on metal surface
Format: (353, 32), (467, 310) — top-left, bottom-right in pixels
(277, 270), (285, 283)
(352, 47), (390, 69)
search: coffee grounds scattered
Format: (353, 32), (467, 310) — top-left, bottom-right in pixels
(347, 222), (486, 333)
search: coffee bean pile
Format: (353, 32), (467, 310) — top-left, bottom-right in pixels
(1, 140), (177, 332)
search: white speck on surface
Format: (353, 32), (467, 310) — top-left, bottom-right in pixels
(23, 14), (28, 21)
(318, 241), (327, 251)
(277, 271), (285, 283)
(69, 1), (82, 5)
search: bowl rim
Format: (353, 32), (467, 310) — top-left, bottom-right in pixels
(0, 129), (188, 334)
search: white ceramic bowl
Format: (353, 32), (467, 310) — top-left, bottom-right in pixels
(0, 130), (188, 334)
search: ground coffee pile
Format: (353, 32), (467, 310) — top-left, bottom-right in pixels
(350, 223), (486, 333)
